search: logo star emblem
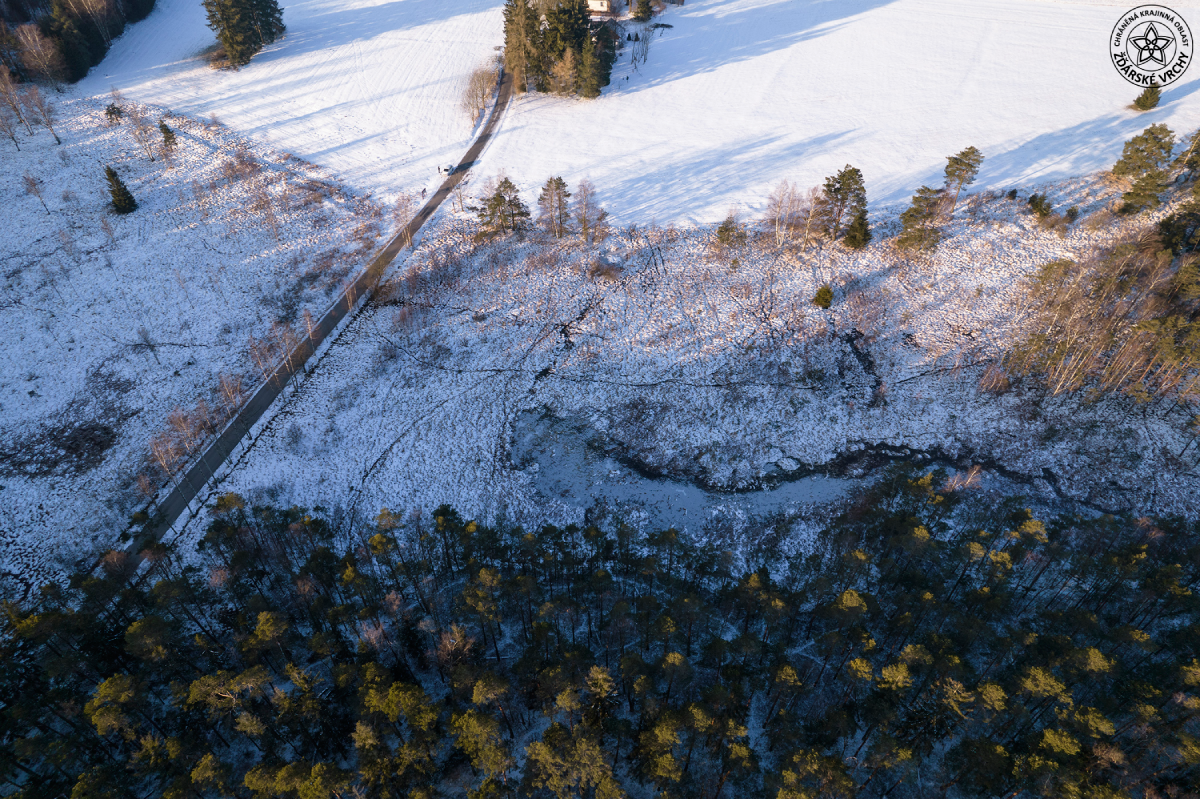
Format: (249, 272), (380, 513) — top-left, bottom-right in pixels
(1129, 22), (1175, 67)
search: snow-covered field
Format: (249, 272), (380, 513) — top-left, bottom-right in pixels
(181, 172), (1200, 553)
(479, 0), (1200, 222)
(82, 0), (506, 202)
(0, 98), (387, 598)
(86, 0), (1200, 222)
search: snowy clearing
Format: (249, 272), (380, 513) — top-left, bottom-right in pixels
(81, 0), (506, 203)
(0, 98), (388, 599)
(82, 0), (1200, 224)
(480, 0), (1200, 222)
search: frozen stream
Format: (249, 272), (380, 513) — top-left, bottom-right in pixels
(510, 411), (862, 533)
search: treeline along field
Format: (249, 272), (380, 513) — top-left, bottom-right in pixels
(2, 467), (1199, 797)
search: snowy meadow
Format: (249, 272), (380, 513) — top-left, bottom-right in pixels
(0, 96), (391, 598)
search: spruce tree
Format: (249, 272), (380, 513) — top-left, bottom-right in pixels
(203, 0), (268, 68)
(1112, 123), (1175, 178)
(544, 0), (588, 61)
(633, 0), (652, 22)
(158, 120), (176, 149)
(896, 185), (943, 251)
(843, 209), (871, 249)
(249, 0), (286, 45)
(48, 1), (95, 82)
(105, 165), (137, 214)
(578, 35), (601, 99)
(1133, 84), (1160, 111)
(503, 0), (538, 92)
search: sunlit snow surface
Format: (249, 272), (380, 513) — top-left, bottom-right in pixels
(82, 0), (506, 201)
(88, 0), (1200, 220)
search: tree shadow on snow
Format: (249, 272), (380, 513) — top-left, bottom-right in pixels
(619, 0), (901, 93)
(606, 128), (860, 222)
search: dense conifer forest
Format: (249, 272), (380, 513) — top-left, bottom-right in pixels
(0, 0), (158, 83)
(2, 467), (1198, 798)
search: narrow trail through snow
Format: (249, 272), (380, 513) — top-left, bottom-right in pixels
(131, 71), (516, 555)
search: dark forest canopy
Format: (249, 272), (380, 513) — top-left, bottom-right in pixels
(2, 466), (1199, 798)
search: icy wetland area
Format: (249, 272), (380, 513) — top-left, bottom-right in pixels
(4, 0), (1200, 591)
(188, 174), (1199, 555)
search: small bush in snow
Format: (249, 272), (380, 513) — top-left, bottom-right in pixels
(104, 166), (137, 214)
(1132, 85), (1160, 111)
(1028, 193), (1052, 219)
(812, 283), (833, 309)
(715, 214), (746, 247)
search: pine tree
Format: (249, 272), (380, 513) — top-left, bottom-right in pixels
(1112, 123), (1175, 178)
(1028, 192), (1053, 218)
(633, 0), (652, 22)
(478, 177), (530, 234)
(158, 120), (176, 149)
(1174, 127), (1200, 177)
(843, 209), (870, 249)
(1133, 84), (1160, 111)
(538, 176), (572, 237)
(1120, 168), (1167, 213)
(943, 146), (984, 211)
(817, 165), (867, 241)
(896, 185), (943, 251)
(812, 284), (833, 309)
(105, 165), (137, 214)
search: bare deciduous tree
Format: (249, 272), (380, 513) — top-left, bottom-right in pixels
(0, 105), (19, 150)
(392, 193), (419, 248)
(16, 24), (66, 85)
(0, 65), (31, 134)
(251, 183), (280, 240)
(124, 102), (156, 160)
(23, 171), (48, 213)
(22, 85), (60, 144)
(548, 49), (577, 95)
(766, 180), (802, 247)
(460, 65), (498, 123)
(218, 372), (245, 411)
(574, 179), (609, 244)
(631, 31), (652, 69)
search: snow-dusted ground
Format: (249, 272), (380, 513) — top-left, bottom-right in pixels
(82, 0), (505, 202)
(85, 0), (1200, 223)
(181, 172), (1200, 553)
(0, 98), (387, 597)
